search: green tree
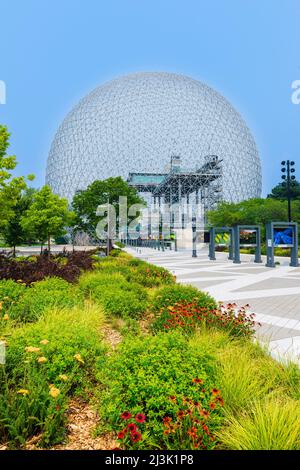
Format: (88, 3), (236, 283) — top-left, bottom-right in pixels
(267, 180), (300, 200)
(21, 185), (73, 252)
(2, 188), (36, 256)
(0, 125), (34, 231)
(72, 177), (145, 245)
(207, 198), (288, 227)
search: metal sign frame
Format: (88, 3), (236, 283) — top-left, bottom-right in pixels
(266, 221), (299, 268)
(233, 225), (262, 264)
(208, 227), (234, 261)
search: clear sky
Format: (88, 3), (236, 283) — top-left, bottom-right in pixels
(0, 0), (299, 196)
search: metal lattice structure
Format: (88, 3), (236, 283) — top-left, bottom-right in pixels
(128, 154), (222, 208)
(46, 72), (262, 205)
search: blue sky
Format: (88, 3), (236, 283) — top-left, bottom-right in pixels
(0, 0), (299, 195)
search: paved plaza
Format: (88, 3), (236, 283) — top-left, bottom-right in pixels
(126, 246), (300, 365)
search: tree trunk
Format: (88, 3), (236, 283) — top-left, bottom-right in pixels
(48, 235), (51, 252)
(13, 245), (16, 258)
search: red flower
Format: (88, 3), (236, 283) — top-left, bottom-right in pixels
(200, 409), (209, 419)
(163, 416), (172, 424)
(131, 431), (142, 443)
(135, 413), (146, 423)
(127, 423), (137, 433)
(209, 402), (216, 410)
(117, 430), (126, 440)
(211, 388), (220, 396)
(192, 378), (203, 384)
(121, 411), (132, 420)
(216, 396), (224, 406)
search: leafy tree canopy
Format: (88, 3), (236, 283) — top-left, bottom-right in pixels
(267, 180), (300, 200)
(72, 177), (145, 238)
(0, 125), (35, 230)
(2, 188), (37, 255)
(207, 197), (300, 227)
(21, 185), (73, 250)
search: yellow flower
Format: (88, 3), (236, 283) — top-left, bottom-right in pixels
(25, 346), (41, 353)
(58, 374), (68, 382)
(40, 339), (49, 345)
(74, 353), (84, 364)
(0, 302), (3, 310)
(37, 356), (47, 363)
(17, 279), (23, 283)
(49, 386), (60, 398)
(3, 313), (9, 320)
(17, 389), (29, 396)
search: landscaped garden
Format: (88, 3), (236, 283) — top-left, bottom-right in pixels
(1, 248), (300, 450)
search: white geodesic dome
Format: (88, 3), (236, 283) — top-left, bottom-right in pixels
(46, 72), (261, 202)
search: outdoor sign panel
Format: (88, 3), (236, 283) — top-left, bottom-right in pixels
(239, 229), (257, 247)
(273, 227), (294, 247)
(215, 232), (230, 246)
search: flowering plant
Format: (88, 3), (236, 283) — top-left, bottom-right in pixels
(152, 300), (258, 338)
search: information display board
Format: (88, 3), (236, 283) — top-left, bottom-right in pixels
(208, 227), (234, 261)
(239, 229), (257, 247)
(273, 226), (294, 247)
(233, 225), (262, 264)
(266, 222), (298, 267)
(215, 232), (231, 246)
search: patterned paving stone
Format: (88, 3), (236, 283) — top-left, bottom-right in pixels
(126, 246), (300, 365)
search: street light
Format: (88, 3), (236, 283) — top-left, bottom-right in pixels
(281, 160), (297, 222)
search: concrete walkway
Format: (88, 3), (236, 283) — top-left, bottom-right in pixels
(126, 246), (300, 366)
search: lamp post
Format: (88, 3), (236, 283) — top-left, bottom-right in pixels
(281, 160), (296, 222)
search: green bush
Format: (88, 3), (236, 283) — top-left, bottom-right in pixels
(78, 271), (128, 295)
(99, 287), (148, 319)
(152, 284), (217, 314)
(125, 262), (175, 288)
(96, 332), (223, 449)
(0, 303), (106, 447)
(79, 271), (149, 319)
(0, 279), (26, 318)
(9, 277), (84, 322)
(0, 366), (68, 448)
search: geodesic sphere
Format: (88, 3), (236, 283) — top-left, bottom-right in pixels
(46, 72), (261, 202)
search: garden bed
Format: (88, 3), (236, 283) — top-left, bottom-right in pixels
(0, 249), (300, 450)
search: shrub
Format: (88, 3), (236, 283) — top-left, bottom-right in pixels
(96, 332), (223, 449)
(78, 271), (128, 295)
(151, 285), (217, 314)
(0, 365), (68, 447)
(217, 398), (300, 450)
(9, 277), (84, 322)
(125, 263), (175, 288)
(152, 301), (258, 338)
(0, 251), (95, 285)
(79, 271), (149, 319)
(0, 303), (106, 447)
(0, 279), (26, 313)
(99, 288), (148, 319)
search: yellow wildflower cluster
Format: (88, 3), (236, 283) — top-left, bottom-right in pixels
(49, 385), (60, 398)
(25, 346), (41, 353)
(37, 356), (47, 363)
(58, 374), (68, 382)
(17, 389), (29, 396)
(40, 339), (49, 345)
(74, 353), (84, 364)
